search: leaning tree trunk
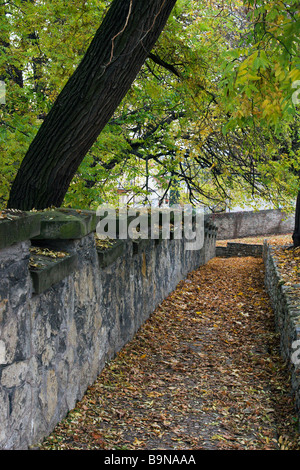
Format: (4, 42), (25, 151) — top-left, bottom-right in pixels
(8, 0), (177, 210)
(292, 190), (300, 247)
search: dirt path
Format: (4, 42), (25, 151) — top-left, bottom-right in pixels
(39, 256), (300, 450)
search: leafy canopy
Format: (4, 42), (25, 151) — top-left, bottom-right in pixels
(0, 0), (299, 211)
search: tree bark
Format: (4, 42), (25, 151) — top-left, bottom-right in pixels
(7, 0), (177, 210)
(292, 190), (300, 247)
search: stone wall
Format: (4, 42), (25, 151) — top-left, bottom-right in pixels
(211, 209), (294, 240)
(0, 208), (217, 450)
(263, 242), (300, 416)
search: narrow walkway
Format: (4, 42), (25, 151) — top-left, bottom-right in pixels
(39, 257), (300, 450)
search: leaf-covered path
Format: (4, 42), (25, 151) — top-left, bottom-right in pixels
(39, 256), (300, 450)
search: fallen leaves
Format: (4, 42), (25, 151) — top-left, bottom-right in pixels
(38, 248), (300, 451)
(29, 246), (69, 270)
(0, 209), (26, 220)
(216, 233), (293, 247)
(272, 245), (300, 286)
(30, 246), (68, 259)
(95, 236), (116, 250)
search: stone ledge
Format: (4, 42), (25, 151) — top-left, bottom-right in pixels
(97, 240), (125, 268)
(33, 208), (97, 240)
(29, 250), (78, 294)
(0, 211), (41, 250)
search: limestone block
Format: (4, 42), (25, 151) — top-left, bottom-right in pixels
(1, 361), (29, 388)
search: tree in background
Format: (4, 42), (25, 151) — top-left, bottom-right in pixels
(1, 0), (108, 207)
(69, 0), (298, 213)
(6, 0), (177, 209)
(220, 0), (300, 243)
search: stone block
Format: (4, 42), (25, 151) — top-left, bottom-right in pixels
(0, 212), (40, 250)
(30, 252), (78, 294)
(33, 209), (97, 240)
(97, 240), (125, 268)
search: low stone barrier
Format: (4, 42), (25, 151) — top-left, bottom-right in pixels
(211, 209), (294, 240)
(0, 208), (217, 449)
(216, 242), (263, 258)
(263, 242), (300, 417)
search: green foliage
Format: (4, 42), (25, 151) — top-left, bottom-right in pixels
(0, 0), (108, 208)
(1, 0), (299, 212)
(220, 0), (300, 131)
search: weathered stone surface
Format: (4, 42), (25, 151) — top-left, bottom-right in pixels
(33, 209), (97, 240)
(0, 212), (41, 250)
(97, 240), (125, 268)
(132, 237), (151, 255)
(30, 252), (78, 294)
(0, 341), (6, 364)
(1, 361), (29, 388)
(0, 241), (30, 275)
(0, 389), (8, 443)
(211, 209), (293, 240)
(0, 242), (31, 369)
(216, 242), (263, 258)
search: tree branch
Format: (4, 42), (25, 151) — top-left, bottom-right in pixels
(148, 52), (181, 77)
